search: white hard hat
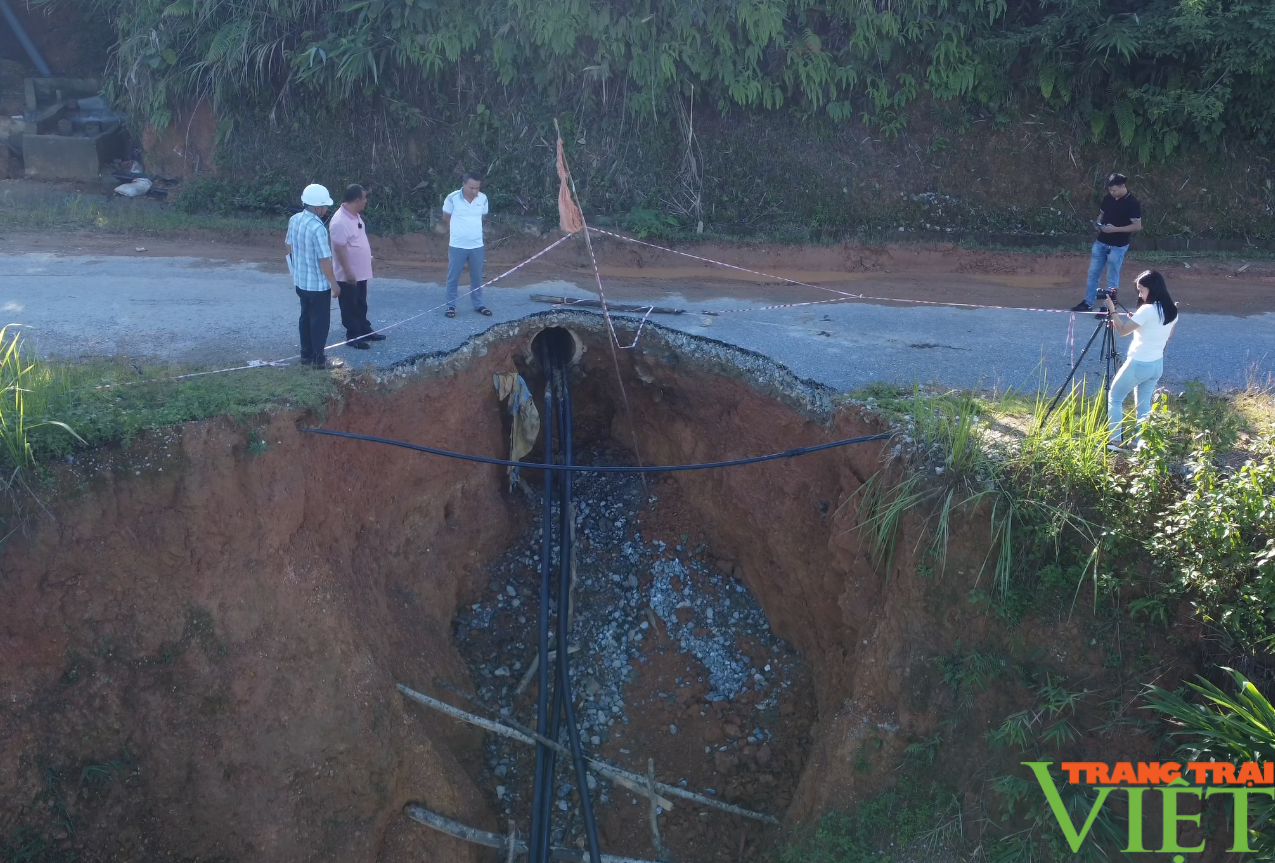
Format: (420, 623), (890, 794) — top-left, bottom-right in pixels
(301, 183), (333, 207)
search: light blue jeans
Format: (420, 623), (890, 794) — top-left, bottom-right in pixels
(1085, 241), (1129, 306)
(446, 246), (485, 309)
(1108, 357), (1163, 442)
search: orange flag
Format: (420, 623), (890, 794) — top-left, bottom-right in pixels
(556, 134), (584, 235)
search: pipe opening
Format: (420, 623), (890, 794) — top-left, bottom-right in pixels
(529, 326), (583, 367)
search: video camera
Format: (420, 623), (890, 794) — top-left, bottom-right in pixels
(1095, 287), (1117, 300)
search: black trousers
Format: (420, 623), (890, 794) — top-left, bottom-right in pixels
(296, 287), (331, 362)
(337, 280), (372, 341)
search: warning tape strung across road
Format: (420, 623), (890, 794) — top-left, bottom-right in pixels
(61, 224), (1129, 392)
(572, 217), (657, 352)
(90, 232), (577, 390)
(585, 226), (1117, 319)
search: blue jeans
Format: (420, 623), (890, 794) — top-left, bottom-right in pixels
(1085, 241), (1128, 306)
(446, 246), (485, 309)
(1108, 357), (1163, 442)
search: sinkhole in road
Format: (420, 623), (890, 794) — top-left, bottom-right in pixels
(0, 313), (911, 863)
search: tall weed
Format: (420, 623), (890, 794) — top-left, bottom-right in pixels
(0, 327), (81, 476)
(847, 380), (1274, 654)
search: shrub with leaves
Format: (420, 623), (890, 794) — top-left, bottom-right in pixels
(57, 0), (1275, 159)
(1144, 669), (1275, 860)
(1150, 438), (1275, 649)
(848, 383), (1275, 661)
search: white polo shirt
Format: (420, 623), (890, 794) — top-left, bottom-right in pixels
(443, 189), (488, 249)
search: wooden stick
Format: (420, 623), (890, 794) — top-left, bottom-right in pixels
(647, 758), (666, 861)
(401, 684), (670, 807)
(605, 768), (675, 810)
(397, 684), (536, 746)
(405, 805), (656, 863)
(531, 294), (685, 316)
(397, 683), (777, 824)
(515, 644), (581, 697)
(507, 820), (518, 863)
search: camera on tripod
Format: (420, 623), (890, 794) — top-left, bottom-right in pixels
(1045, 284), (1122, 419)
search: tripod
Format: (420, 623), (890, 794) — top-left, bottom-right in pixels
(1042, 301), (1122, 423)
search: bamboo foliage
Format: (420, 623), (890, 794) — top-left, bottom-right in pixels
(61, 0), (1275, 153)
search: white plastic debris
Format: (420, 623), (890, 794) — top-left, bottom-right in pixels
(115, 178), (152, 197)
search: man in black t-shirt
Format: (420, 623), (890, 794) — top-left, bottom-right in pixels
(1071, 173), (1142, 312)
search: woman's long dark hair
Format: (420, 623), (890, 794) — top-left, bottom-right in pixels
(1135, 270), (1178, 325)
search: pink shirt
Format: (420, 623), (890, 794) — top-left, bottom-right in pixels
(329, 205), (373, 282)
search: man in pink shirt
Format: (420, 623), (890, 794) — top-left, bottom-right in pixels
(329, 184), (384, 349)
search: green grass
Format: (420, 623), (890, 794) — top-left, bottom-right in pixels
(0, 326), (82, 475)
(778, 774), (963, 863)
(0, 327), (336, 489)
(0, 188), (286, 235)
(824, 382), (1273, 863)
(843, 378), (1275, 648)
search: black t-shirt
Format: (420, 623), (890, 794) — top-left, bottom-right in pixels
(1097, 193), (1141, 247)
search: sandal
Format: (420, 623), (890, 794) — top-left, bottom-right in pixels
(445, 308), (456, 318)
(477, 307), (493, 316)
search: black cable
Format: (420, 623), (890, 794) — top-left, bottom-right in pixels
(530, 389), (555, 863)
(538, 379), (563, 861)
(300, 427), (892, 472)
(554, 365), (603, 863)
(538, 369), (566, 863)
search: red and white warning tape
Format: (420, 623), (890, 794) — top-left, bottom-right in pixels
(92, 232), (577, 390)
(585, 226), (1115, 319)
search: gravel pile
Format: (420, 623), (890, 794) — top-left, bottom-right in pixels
(451, 450), (805, 845)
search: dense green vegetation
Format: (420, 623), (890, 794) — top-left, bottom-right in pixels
(39, 0), (1271, 239)
(853, 381), (1275, 662)
(834, 380), (1274, 861)
(81, 0), (1275, 158)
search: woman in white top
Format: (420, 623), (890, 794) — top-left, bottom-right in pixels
(1103, 269), (1179, 447)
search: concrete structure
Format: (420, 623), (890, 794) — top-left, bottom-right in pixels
(18, 76), (125, 181)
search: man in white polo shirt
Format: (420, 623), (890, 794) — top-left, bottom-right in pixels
(441, 171), (493, 318)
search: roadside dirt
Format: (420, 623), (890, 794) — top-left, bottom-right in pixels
(2, 222), (1272, 317)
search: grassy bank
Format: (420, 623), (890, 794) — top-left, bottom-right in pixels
(0, 186), (285, 235)
(0, 327), (334, 502)
(847, 377), (1275, 648)
(5, 183), (1275, 271)
(783, 377), (1275, 863)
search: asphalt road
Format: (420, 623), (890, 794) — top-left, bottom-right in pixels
(2, 252), (1271, 394)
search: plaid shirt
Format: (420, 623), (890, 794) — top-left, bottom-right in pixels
(286, 210), (333, 291)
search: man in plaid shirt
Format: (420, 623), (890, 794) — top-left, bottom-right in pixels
(286, 184), (344, 369)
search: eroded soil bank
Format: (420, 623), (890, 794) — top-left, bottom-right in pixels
(0, 315), (1166, 861)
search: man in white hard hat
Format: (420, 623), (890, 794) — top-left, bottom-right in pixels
(286, 184), (344, 369)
